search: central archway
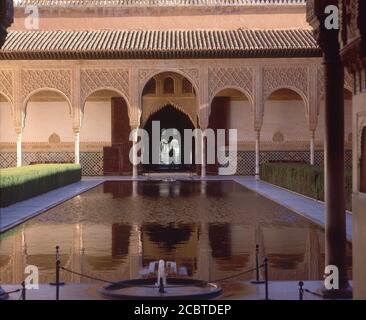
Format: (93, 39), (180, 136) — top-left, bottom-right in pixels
(143, 104), (195, 173)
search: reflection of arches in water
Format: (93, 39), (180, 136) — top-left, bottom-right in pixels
(208, 224), (231, 258)
(112, 224), (131, 259)
(143, 104), (195, 172)
(142, 223), (193, 252)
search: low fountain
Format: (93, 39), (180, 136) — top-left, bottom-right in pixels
(98, 260), (222, 300)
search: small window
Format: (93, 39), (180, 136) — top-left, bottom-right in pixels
(182, 78), (193, 94)
(163, 77), (175, 94)
(143, 78), (156, 95)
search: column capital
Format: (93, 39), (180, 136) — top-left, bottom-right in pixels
(73, 127), (81, 134)
(15, 126), (23, 135)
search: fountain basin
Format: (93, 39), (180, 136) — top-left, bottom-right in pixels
(98, 278), (222, 300)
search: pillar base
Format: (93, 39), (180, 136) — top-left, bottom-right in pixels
(255, 174), (260, 181)
(319, 285), (353, 299)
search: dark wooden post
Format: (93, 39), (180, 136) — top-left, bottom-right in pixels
(306, 0), (351, 298)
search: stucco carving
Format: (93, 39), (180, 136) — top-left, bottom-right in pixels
(263, 66), (308, 101)
(0, 69), (13, 103)
(208, 67), (254, 103)
(21, 69), (72, 104)
(80, 68), (129, 107)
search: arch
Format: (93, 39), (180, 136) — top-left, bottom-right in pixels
(262, 87), (309, 148)
(265, 86), (309, 114)
(141, 70), (199, 128)
(82, 87), (130, 114)
(23, 87), (72, 117)
(265, 86), (309, 120)
(0, 90), (14, 116)
(209, 86), (254, 114)
(142, 102), (196, 129)
(139, 69), (199, 100)
(142, 104), (196, 173)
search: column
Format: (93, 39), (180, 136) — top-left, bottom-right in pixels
(306, 1), (352, 297)
(255, 129), (261, 179)
(16, 128), (22, 167)
(131, 126), (139, 179)
(310, 130), (315, 165)
(201, 135), (206, 178)
(73, 128), (80, 164)
(323, 50), (351, 297)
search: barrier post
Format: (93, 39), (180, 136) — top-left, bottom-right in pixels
(159, 278), (165, 294)
(21, 281), (26, 300)
(49, 246), (65, 300)
(264, 257), (269, 300)
(251, 244), (265, 284)
(299, 281), (304, 301)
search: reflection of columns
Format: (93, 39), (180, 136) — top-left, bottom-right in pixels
(201, 135), (206, 178)
(197, 223), (211, 281)
(16, 128), (22, 167)
(304, 226), (321, 280)
(128, 223), (142, 279)
(310, 130), (315, 165)
(255, 130), (261, 179)
(73, 128), (80, 164)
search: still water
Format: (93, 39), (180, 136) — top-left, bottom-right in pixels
(0, 180), (352, 284)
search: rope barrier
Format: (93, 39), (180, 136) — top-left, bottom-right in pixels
(61, 265), (263, 287)
(210, 266), (262, 283)
(55, 245), (270, 300)
(0, 288), (21, 296)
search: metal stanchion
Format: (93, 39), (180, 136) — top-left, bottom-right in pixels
(264, 257), (269, 300)
(298, 281), (304, 300)
(21, 281), (26, 300)
(49, 246), (65, 300)
(159, 278), (165, 294)
(251, 244), (265, 284)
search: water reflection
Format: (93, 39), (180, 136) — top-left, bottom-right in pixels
(0, 181), (352, 284)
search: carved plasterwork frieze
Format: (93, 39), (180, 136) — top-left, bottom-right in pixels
(80, 68), (129, 107)
(21, 69), (72, 105)
(208, 67), (254, 103)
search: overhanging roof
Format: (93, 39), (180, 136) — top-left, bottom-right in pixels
(14, 0), (307, 8)
(0, 29), (321, 60)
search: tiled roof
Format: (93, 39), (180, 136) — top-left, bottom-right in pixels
(14, 0), (306, 7)
(0, 29), (320, 59)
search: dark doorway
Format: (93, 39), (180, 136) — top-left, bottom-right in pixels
(103, 97), (132, 175)
(143, 105), (195, 172)
(361, 127), (366, 193)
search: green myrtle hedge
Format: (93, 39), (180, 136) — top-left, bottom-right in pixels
(0, 164), (81, 208)
(260, 163), (352, 211)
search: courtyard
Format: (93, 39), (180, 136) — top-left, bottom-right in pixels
(0, 0), (365, 303)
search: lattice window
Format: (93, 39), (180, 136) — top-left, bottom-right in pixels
(182, 78), (193, 94)
(163, 77), (175, 94)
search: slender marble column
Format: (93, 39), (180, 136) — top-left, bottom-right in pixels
(16, 129), (22, 167)
(73, 129), (80, 164)
(255, 130), (261, 179)
(310, 130), (315, 165)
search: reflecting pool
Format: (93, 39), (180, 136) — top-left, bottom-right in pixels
(0, 180), (352, 284)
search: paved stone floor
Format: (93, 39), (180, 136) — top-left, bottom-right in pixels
(2, 280), (333, 300)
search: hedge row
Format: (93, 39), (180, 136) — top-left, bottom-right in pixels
(260, 163), (352, 211)
(0, 164), (81, 207)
